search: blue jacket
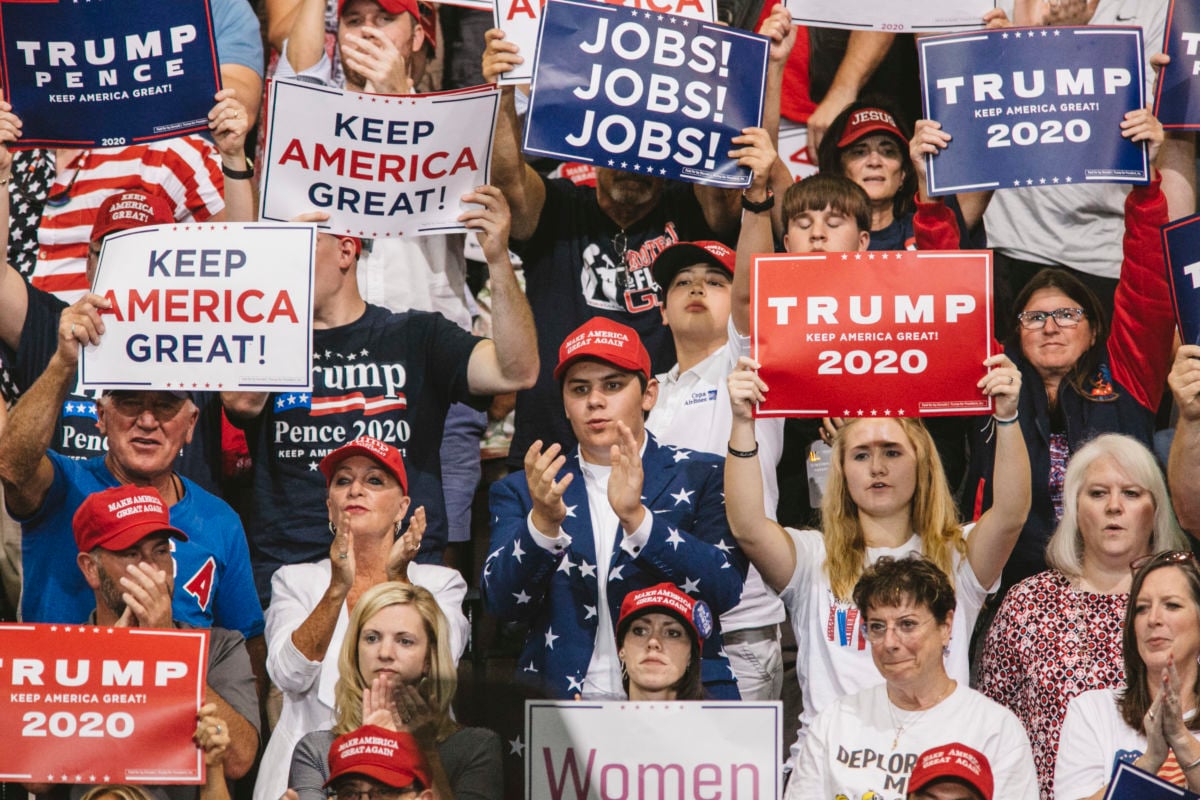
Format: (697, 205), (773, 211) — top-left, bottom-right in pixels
(483, 434), (747, 699)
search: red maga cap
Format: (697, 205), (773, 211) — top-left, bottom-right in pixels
(651, 240), (735, 293)
(325, 726), (431, 790)
(554, 317), (651, 382)
(90, 189), (174, 244)
(617, 582), (713, 647)
(319, 436), (409, 493)
(72, 484), (188, 553)
(337, 0), (419, 18)
(835, 107), (905, 148)
(907, 743), (994, 799)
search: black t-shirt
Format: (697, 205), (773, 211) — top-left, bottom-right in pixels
(235, 304), (482, 603)
(4, 281), (224, 495)
(508, 176), (726, 466)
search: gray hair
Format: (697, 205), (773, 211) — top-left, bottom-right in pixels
(1045, 433), (1186, 578)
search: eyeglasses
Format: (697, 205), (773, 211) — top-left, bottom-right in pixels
(105, 393), (188, 421)
(863, 616), (934, 643)
(328, 787), (418, 800)
(1130, 551), (1200, 575)
(1016, 307), (1086, 330)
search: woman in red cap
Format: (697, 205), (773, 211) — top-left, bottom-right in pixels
(615, 582), (711, 701)
(256, 436), (469, 800)
(287, 581), (502, 800)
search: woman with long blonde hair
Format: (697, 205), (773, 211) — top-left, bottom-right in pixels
(289, 582), (502, 800)
(725, 354), (1030, 776)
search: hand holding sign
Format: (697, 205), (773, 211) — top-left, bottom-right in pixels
(195, 703), (230, 767)
(1119, 105), (1165, 167)
(727, 356), (768, 422)
(0, 102), (22, 170)
(458, 185), (512, 266)
(482, 28), (524, 85)
(979, 353), (1021, 420)
(730, 127), (777, 198)
(1169, 346), (1200, 422)
(58, 294), (112, 368)
(209, 89), (251, 165)
(1015, 0), (1100, 26)
(910, 119), (952, 200)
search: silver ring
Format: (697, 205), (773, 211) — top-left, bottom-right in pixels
(215, 725), (222, 734)
(338, 553), (348, 560)
(1008, 375), (1013, 385)
(70, 323), (77, 335)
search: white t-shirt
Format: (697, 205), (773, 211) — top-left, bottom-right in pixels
(788, 682), (1038, 800)
(1055, 688), (1155, 798)
(780, 527), (994, 763)
(647, 318), (786, 631)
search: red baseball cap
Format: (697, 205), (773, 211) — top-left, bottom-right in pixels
(90, 189), (174, 244)
(617, 582), (713, 647)
(554, 318), (651, 382)
(907, 743), (994, 799)
(325, 726), (430, 790)
(319, 436), (408, 493)
(835, 107), (906, 148)
(651, 240), (735, 294)
(337, 0), (419, 19)
(72, 485), (188, 553)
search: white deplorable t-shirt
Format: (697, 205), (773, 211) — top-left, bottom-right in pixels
(780, 527), (994, 764)
(788, 682), (1039, 800)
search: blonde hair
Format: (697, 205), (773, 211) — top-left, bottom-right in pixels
(822, 417), (965, 600)
(1045, 434), (1186, 578)
(333, 582), (458, 741)
(80, 788), (156, 800)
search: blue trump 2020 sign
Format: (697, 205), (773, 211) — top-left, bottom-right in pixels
(920, 26), (1148, 195)
(1163, 212), (1200, 346)
(0, 0), (221, 148)
(523, 0), (768, 188)
(1155, 0), (1200, 129)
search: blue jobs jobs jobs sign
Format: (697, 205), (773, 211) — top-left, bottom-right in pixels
(0, 0), (221, 148)
(1162, 212), (1200, 345)
(1154, 0), (1200, 129)
(522, 0), (768, 188)
(919, 26), (1148, 196)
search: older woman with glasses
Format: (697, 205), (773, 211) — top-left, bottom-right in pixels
(788, 556), (1038, 800)
(964, 108), (1175, 594)
(1056, 551), (1200, 797)
(978, 434), (1188, 798)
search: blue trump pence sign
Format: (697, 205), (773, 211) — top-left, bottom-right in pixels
(523, 0), (768, 188)
(0, 0), (221, 148)
(920, 26), (1148, 195)
(1154, 0), (1200, 129)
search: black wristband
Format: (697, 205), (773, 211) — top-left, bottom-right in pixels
(222, 162), (254, 180)
(741, 188), (774, 214)
(728, 443), (759, 458)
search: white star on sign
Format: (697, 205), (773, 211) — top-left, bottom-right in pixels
(681, 577), (700, 593)
(513, 590), (531, 604)
(670, 487), (694, 506)
(509, 736), (525, 757)
(666, 527), (685, 550)
(545, 628), (560, 649)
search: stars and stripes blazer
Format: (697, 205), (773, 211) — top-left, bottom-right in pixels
(483, 434), (747, 699)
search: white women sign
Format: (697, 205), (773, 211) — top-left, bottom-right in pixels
(526, 701), (782, 799)
(80, 222), (315, 393)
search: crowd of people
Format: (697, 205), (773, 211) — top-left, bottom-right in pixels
(2, 0), (1200, 799)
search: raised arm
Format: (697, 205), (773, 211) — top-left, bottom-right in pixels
(724, 357), (796, 593)
(460, 185), (539, 394)
(483, 29), (546, 242)
(728, 128), (778, 336)
(965, 354), (1031, 588)
(1169, 345), (1200, 534)
(208, 89), (256, 223)
(283, 0), (329, 75)
(909, 118), (991, 235)
(806, 31), (894, 159)
(756, 3), (797, 235)
(0, 294), (108, 515)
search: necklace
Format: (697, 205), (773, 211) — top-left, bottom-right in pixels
(887, 681), (955, 749)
